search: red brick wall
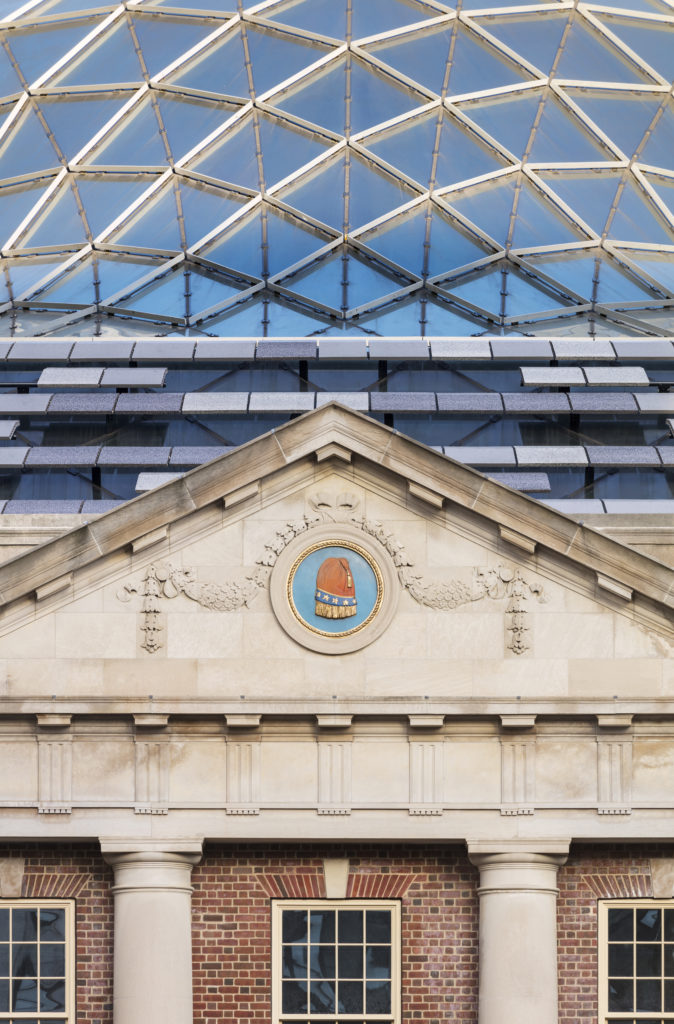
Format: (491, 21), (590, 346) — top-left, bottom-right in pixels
(0, 843), (113, 1024)
(191, 844), (479, 1023)
(558, 844), (662, 1024)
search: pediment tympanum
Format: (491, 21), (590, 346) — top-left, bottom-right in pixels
(0, 404), (669, 707)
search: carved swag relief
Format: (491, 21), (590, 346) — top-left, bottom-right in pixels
(117, 492), (547, 655)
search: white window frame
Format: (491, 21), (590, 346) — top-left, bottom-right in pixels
(271, 899), (401, 1024)
(0, 898), (75, 1023)
(599, 898), (674, 1023)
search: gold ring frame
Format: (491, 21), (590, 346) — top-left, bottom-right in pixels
(287, 539), (384, 638)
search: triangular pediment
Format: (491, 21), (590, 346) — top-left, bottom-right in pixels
(0, 404), (670, 708)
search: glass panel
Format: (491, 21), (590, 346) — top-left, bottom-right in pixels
(170, 28), (248, 97)
(523, 251), (660, 303)
(8, 18), (98, 85)
(0, 179), (54, 248)
(191, 116), (259, 188)
(443, 264), (572, 316)
(366, 111), (506, 189)
(0, 108), (60, 180)
(338, 910), (362, 942)
(568, 89), (662, 159)
(37, 94), (127, 162)
(13, 911), (37, 943)
(365, 979), (391, 1013)
(258, 113), (332, 188)
(618, 249), (674, 294)
(12, 978), (38, 1013)
(636, 945), (662, 980)
(0, 945), (8, 975)
(636, 979), (662, 1011)
(75, 173), (161, 239)
(307, 913), (333, 942)
(608, 977), (633, 1011)
(246, 24), (329, 96)
(130, 14), (216, 78)
(529, 94), (610, 163)
(351, 0), (437, 39)
(20, 182), (87, 247)
(366, 910), (391, 943)
(337, 980), (363, 1012)
(282, 944), (308, 978)
(285, 251), (409, 310)
(282, 980), (308, 1013)
(666, 978), (674, 1011)
(609, 179), (674, 244)
(266, 0), (347, 39)
(0, 978), (7, 1012)
(539, 170), (620, 235)
(637, 908), (662, 941)
(477, 12), (569, 74)
(3, 255), (71, 301)
(366, 946), (391, 978)
(555, 19), (654, 83)
(639, 101), (674, 172)
(0, 47), (23, 98)
(201, 207), (325, 278)
(54, 21), (142, 86)
(596, 16), (674, 80)
(364, 205), (492, 277)
(12, 944), (37, 977)
(309, 980), (335, 1012)
(338, 946), (363, 977)
(39, 909), (65, 942)
(609, 907), (634, 941)
(310, 945), (335, 977)
(665, 945), (674, 975)
(665, 911), (674, 942)
(155, 94), (236, 164)
(39, 978), (65, 1012)
(282, 909), (307, 943)
(89, 98), (167, 167)
(39, 944), (65, 977)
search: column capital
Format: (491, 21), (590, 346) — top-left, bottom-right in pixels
(467, 840), (570, 896)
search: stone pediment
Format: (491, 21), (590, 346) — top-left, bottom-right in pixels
(0, 403), (670, 713)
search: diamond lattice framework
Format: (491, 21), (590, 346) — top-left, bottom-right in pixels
(0, 0), (673, 337)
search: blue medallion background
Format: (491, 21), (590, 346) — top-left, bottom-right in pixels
(291, 545), (379, 634)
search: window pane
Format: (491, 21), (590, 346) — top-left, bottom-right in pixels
(665, 910), (674, 942)
(39, 909), (65, 942)
(638, 909), (662, 942)
(12, 977), (38, 1012)
(13, 911), (38, 942)
(365, 979), (391, 1013)
(366, 946), (391, 979)
(309, 979), (335, 1013)
(609, 907), (634, 941)
(636, 979), (661, 1011)
(40, 978), (66, 1012)
(12, 944), (38, 976)
(665, 945), (674, 976)
(282, 980), (308, 1013)
(310, 946), (335, 978)
(0, 945), (8, 976)
(366, 910), (391, 944)
(338, 980), (363, 1013)
(637, 945), (661, 978)
(609, 944), (633, 975)
(338, 911), (362, 943)
(309, 911), (335, 943)
(338, 946), (363, 978)
(283, 910), (307, 943)
(0, 979), (7, 1012)
(609, 978), (633, 1011)
(666, 978), (674, 1011)
(283, 944), (307, 978)
(0, 912), (8, 943)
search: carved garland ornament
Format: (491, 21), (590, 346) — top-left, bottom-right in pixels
(117, 492), (546, 654)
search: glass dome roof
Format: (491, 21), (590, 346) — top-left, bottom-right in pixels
(0, 0), (672, 515)
(0, 0), (673, 336)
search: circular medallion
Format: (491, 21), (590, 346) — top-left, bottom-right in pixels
(288, 540), (383, 638)
(270, 523), (399, 654)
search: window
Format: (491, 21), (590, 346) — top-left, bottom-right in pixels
(600, 901), (674, 1022)
(272, 900), (401, 1024)
(0, 901), (74, 1023)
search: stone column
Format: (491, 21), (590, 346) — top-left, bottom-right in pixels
(468, 842), (569, 1024)
(101, 841), (202, 1024)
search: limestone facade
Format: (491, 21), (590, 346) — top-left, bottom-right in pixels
(0, 406), (671, 1024)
